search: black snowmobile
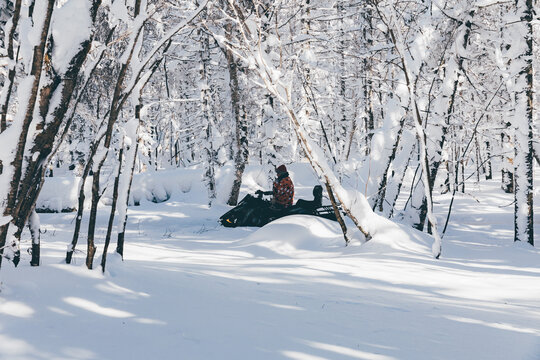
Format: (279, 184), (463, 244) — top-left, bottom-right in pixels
(219, 185), (337, 228)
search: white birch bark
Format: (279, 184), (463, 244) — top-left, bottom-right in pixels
(508, 0), (534, 246)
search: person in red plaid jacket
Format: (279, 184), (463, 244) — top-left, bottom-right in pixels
(256, 165), (294, 209)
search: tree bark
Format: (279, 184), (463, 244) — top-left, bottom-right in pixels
(485, 140), (493, 180)
(325, 182), (349, 245)
(513, 0), (534, 246)
(28, 210), (40, 266)
(86, 163), (103, 270)
(101, 147), (124, 272)
(225, 22), (248, 206)
(372, 114), (407, 213)
(199, 15), (217, 204)
(116, 134), (139, 258)
(66, 137), (103, 264)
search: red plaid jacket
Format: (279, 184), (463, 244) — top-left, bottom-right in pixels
(273, 173), (294, 208)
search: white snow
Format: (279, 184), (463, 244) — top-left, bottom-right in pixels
(0, 164), (539, 359)
(50, 0), (92, 74)
(36, 176), (81, 213)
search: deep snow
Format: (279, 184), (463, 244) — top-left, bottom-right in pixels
(0, 163), (539, 360)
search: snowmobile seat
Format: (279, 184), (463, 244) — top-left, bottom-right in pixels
(295, 185), (323, 211)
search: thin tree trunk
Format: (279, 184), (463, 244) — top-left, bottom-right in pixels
(513, 0), (534, 246)
(86, 162), (103, 270)
(66, 137), (103, 264)
(199, 14), (217, 204)
(116, 45), (166, 257)
(325, 182), (349, 245)
(362, 7), (374, 156)
(101, 147), (124, 273)
(460, 154), (465, 193)
(373, 115), (407, 212)
(317, 119), (350, 245)
(116, 137), (139, 258)
(28, 210), (40, 266)
(485, 140), (493, 180)
(344, 120), (357, 162)
(225, 24), (248, 206)
(337, 0), (348, 159)
(475, 138), (482, 183)
(386, 137), (416, 218)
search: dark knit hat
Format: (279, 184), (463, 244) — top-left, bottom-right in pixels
(276, 164), (287, 174)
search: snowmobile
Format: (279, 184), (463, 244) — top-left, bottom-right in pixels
(219, 185), (338, 228)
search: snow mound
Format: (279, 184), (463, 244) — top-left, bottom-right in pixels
(237, 212), (433, 259)
(363, 215), (433, 256)
(237, 215), (345, 258)
(36, 177), (79, 212)
(130, 167), (205, 204)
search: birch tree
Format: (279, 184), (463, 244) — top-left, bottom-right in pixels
(508, 0), (534, 246)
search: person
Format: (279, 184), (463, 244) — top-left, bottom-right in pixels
(256, 164), (294, 209)
(296, 185), (322, 210)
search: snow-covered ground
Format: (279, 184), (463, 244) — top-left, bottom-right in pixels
(1, 164), (539, 360)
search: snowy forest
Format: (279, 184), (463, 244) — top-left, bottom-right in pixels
(0, 0), (539, 359)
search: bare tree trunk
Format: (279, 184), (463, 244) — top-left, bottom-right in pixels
(485, 140), (493, 180)
(101, 147), (124, 272)
(513, 0), (534, 246)
(373, 115), (407, 212)
(115, 42), (169, 257)
(116, 136), (139, 258)
(336, 0), (349, 160)
(362, 7), (374, 156)
(225, 23), (248, 206)
(66, 137), (103, 264)
(460, 151), (465, 193)
(344, 120), (357, 162)
(199, 12), (217, 204)
(28, 210), (40, 266)
(325, 182), (349, 245)
(475, 137), (483, 183)
(86, 162), (103, 270)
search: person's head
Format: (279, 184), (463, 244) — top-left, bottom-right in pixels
(313, 185), (323, 198)
(276, 164), (287, 175)
(313, 185), (323, 206)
